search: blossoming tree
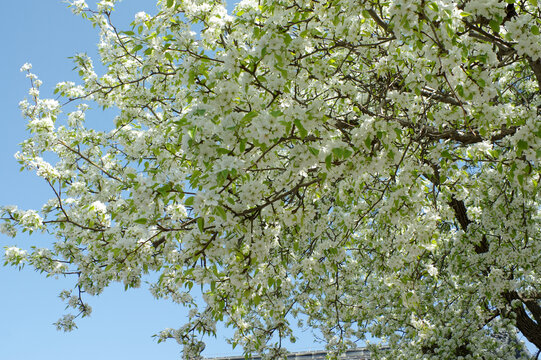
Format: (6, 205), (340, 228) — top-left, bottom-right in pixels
(3, 0), (541, 358)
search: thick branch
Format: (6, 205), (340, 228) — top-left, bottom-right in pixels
(398, 119), (518, 145)
(449, 198), (541, 350)
(366, 9), (392, 35)
(449, 197), (471, 230)
(524, 297), (541, 325)
(448, 197), (489, 253)
(505, 291), (541, 350)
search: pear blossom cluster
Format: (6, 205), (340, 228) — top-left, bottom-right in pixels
(2, 0), (541, 359)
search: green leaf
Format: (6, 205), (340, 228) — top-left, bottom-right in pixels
(489, 19), (500, 33)
(456, 84), (464, 97)
(342, 149), (353, 159)
(242, 111), (258, 121)
(133, 44), (143, 52)
(477, 78), (486, 88)
(167, 0), (174, 8)
(239, 139), (247, 152)
(363, 137), (371, 150)
(517, 139), (528, 156)
(532, 25), (540, 35)
(282, 33), (293, 46)
(197, 217), (204, 232)
(253, 295), (261, 305)
(325, 154), (332, 170)
(134, 218), (148, 224)
(270, 110), (282, 118)
(294, 119), (308, 139)
(185, 196), (194, 206)
(156, 183), (171, 196)
(517, 140), (528, 150)
(215, 206), (227, 220)
(332, 148), (343, 158)
(217, 170), (227, 186)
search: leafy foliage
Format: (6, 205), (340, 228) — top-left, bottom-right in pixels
(3, 0), (541, 359)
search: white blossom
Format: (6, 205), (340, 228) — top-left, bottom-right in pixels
(19, 63), (32, 72)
